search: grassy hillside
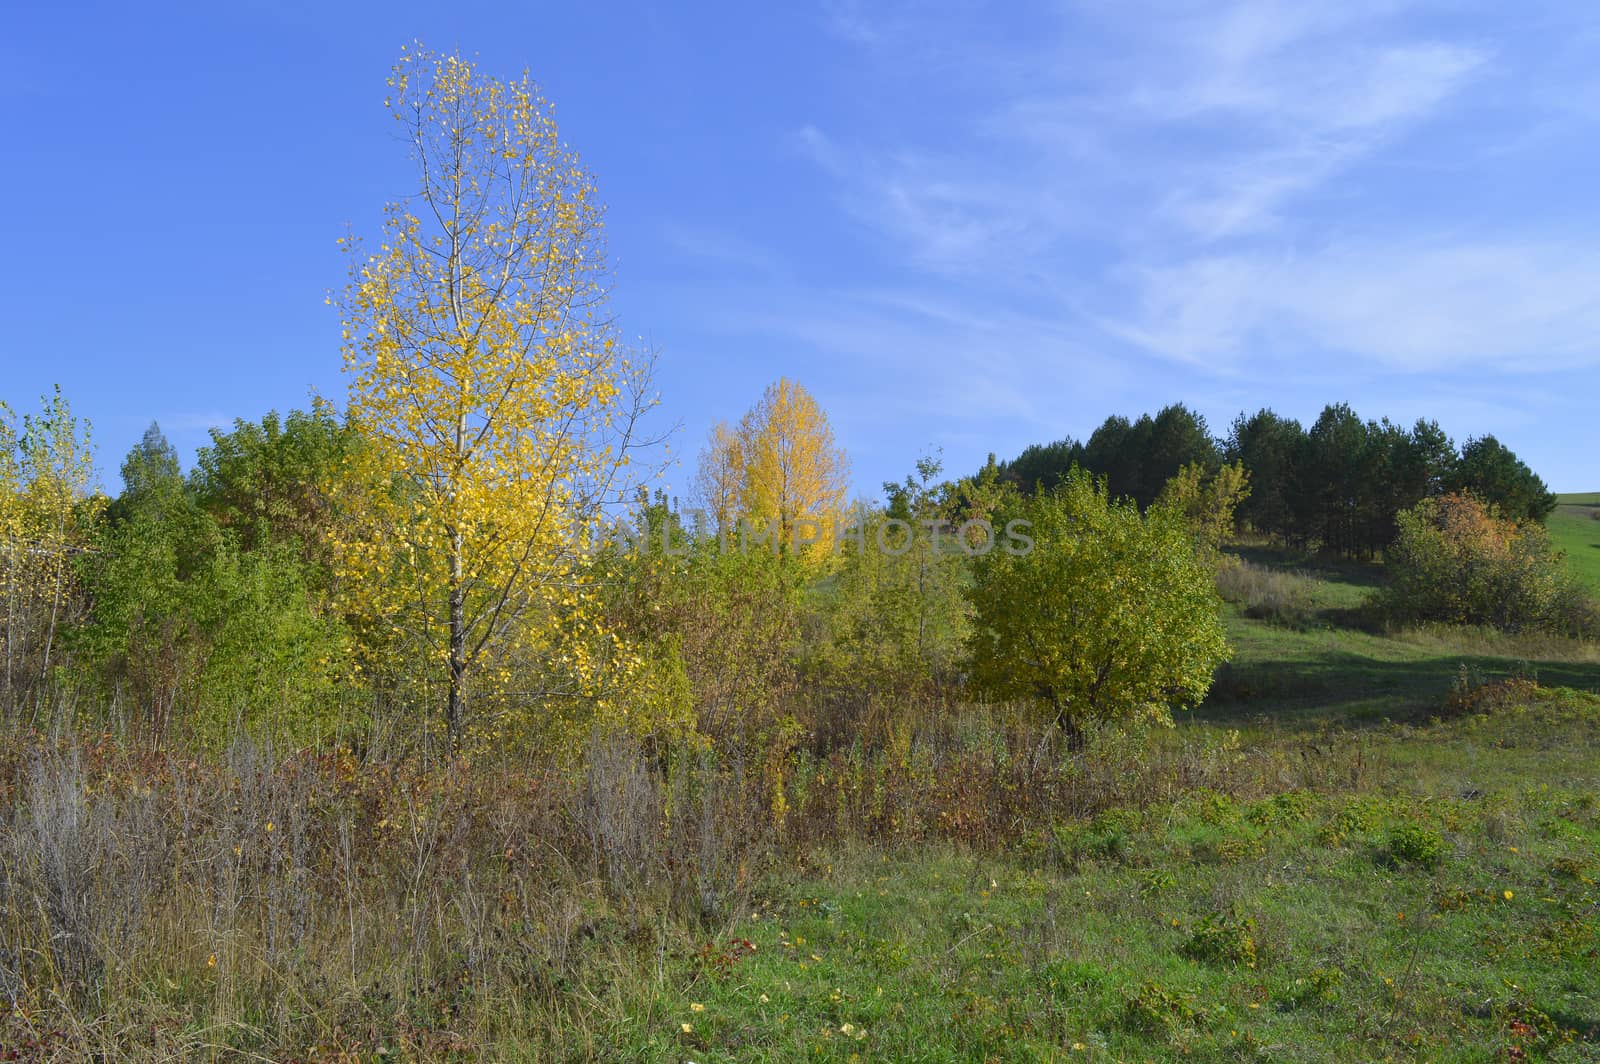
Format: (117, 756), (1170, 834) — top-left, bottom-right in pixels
(656, 694), (1600, 1062)
(1207, 546), (1600, 725)
(1552, 493), (1600, 595)
(652, 559), (1600, 1061)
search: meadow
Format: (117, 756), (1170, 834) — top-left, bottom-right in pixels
(1551, 494), (1600, 597)
(2, 549), (1597, 1062)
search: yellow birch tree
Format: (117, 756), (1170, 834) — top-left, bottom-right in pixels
(692, 420), (744, 539)
(737, 379), (850, 563)
(337, 45), (657, 750)
(0, 388), (101, 714)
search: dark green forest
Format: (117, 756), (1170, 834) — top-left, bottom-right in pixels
(990, 402), (1554, 557)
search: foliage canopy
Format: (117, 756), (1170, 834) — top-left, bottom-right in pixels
(964, 470), (1231, 746)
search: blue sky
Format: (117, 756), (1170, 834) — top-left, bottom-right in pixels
(4, 1), (1597, 495)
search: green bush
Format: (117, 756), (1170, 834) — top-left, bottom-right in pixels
(1138, 867), (1177, 897)
(1123, 980), (1206, 1035)
(1246, 790), (1317, 827)
(1385, 822), (1448, 869)
(1176, 787), (1239, 826)
(1180, 909), (1258, 968)
(1334, 796), (1388, 835)
(1040, 959), (1109, 1000)
(1384, 493), (1596, 636)
(72, 418), (359, 748)
(1276, 966), (1345, 1011)
(1082, 808), (1140, 862)
(965, 469), (1231, 748)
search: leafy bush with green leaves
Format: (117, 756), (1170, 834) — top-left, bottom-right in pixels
(801, 454), (972, 724)
(1385, 822), (1448, 869)
(190, 401), (364, 568)
(1180, 909), (1258, 968)
(1384, 492), (1596, 636)
(964, 469), (1231, 748)
(1123, 980), (1207, 1035)
(1056, 807), (1143, 864)
(1245, 790), (1317, 827)
(1152, 459), (1250, 563)
(0, 388), (101, 714)
(1276, 966), (1345, 1011)
(598, 493), (802, 751)
(73, 423), (356, 748)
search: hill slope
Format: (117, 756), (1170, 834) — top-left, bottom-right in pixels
(1552, 493), (1600, 595)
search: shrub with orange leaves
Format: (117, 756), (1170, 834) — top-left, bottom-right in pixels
(1383, 493), (1596, 635)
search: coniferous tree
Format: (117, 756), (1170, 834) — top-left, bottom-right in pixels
(1450, 435), (1556, 523)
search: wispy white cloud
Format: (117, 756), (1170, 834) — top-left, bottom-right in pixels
(1111, 238), (1600, 372)
(690, 281), (1134, 435)
(661, 0), (1600, 491)
(1138, 35), (1487, 238)
(819, 0), (881, 45)
(1123, 5), (1479, 128)
(789, 0), (1600, 384)
(799, 1), (1491, 265)
(792, 122), (1086, 271)
(792, 124), (848, 177)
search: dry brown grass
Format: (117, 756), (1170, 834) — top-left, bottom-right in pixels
(1214, 558), (1321, 627)
(0, 704), (1373, 1059)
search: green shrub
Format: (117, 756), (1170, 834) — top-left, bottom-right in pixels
(1246, 790), (1317, 827)
(964, 469), (1231, 747)
(1195, 832), (1266, 863)
(1041, 959), (1109, 1000)
(75, 495), (353, 748)
(1055, 808), (1143, 865)
(1087, 808), (1140, 857)
(1152, 460), (1250, 564)
(1138, 868), (1176, 898)
(1384, 493), (1596, 636)
(1174, 787), (1239, 826)
(1334, 796), (1387, 835)
(1123, 980), (1205, 1035)
(1180, 909), (1258, 968)
(1386, 822), (1448, 869)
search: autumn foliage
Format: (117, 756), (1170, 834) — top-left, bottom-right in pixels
(336, 45), (657, 749)
(1384, 492), (1593, 634)
(695, 378), (849, 566)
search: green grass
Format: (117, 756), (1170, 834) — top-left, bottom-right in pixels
(1551, 493), (1600, 596)
(12, 546), (1600, 1060)
(583, 559), (1600, 1061)
(1204, 547), (1600, 728)
(633, 691), (1600, 1062)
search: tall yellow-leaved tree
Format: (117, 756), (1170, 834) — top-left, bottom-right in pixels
(695, 379), (848, 564)
(338, 45), (656, 750)
(692, 420), (744, 539)
(0, 388), (100, 714)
